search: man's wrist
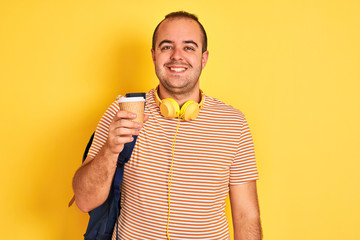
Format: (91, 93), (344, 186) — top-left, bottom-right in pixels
(99, 142), (121, 166)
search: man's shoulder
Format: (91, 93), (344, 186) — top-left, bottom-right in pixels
(203, 94), (245, 119)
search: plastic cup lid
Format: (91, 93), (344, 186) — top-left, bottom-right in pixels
(118, 96), (145, 103)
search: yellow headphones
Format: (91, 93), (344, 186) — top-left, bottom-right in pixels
(154, 86), (205, 239)
(154, 86), (204, 121)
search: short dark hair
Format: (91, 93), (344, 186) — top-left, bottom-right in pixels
(152, 11), (208, 53)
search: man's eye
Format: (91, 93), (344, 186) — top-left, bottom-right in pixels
(161, 46), (171, 50)
(185, 46), (194, 51)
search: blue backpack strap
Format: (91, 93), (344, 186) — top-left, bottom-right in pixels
(113, 135), (138, 240)
(81, 133), (138, 240)
(113, 135), (138, 201)
(82, 92), (145, 240)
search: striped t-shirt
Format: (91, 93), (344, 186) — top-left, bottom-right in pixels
(88, 89), (259, 240)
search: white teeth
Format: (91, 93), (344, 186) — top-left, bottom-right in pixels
(170, 67), (186, 72)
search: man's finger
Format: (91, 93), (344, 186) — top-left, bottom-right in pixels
(113, 136), (134, 145)
(111, 118), (142, 130)
(113, 110), (137, 122)
(113, 127), (140, 136)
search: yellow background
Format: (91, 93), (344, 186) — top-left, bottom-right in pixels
(1, 0), (359, 239)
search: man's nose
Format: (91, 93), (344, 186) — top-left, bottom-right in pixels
(170, 47), (183, 60)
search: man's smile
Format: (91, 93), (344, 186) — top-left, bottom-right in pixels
(168, 66), (187, 73)
(165, 62), (191, 74)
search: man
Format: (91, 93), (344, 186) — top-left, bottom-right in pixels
(73, 11), (262, 240)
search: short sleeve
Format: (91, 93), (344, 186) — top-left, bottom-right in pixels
(87, 100), (120, 159)
(230, 115), (259, 185)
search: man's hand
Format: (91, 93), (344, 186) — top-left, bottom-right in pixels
(106, 110), (145, 155)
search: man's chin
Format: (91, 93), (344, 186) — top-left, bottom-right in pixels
(160, 78), (187, 88)
(159, 80), (199, 95)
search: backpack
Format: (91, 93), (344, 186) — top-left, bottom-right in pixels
(80, 133), (138, 240)
(70, 92), (145, 240)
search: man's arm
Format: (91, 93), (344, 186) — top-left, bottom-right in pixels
(72, 110), (143, 213)
(229, 181), (262, 240)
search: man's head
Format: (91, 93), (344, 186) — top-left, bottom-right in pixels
(152, 11), (208, 53)
(151, 11), (209, 99)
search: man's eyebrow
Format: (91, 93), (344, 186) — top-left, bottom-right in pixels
(184, 41), (198, 48)
(158, 40), (173, 47)
(158, 40), (199, 48)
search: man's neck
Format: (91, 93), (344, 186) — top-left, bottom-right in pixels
(157, 84), (201, 107)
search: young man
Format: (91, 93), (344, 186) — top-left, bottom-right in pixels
(73, 11), (262, 240)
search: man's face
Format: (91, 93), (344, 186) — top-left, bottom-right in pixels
(151, 18), (209, 96)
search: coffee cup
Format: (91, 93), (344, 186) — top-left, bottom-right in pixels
(117, 96), (145, 123)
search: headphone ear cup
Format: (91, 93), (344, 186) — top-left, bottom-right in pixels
(180, 101), (200, 121)
(160, 98), (180, 118)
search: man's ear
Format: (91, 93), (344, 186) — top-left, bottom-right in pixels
(151, 49), (155, 63)
(201, 50), (209, 69)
